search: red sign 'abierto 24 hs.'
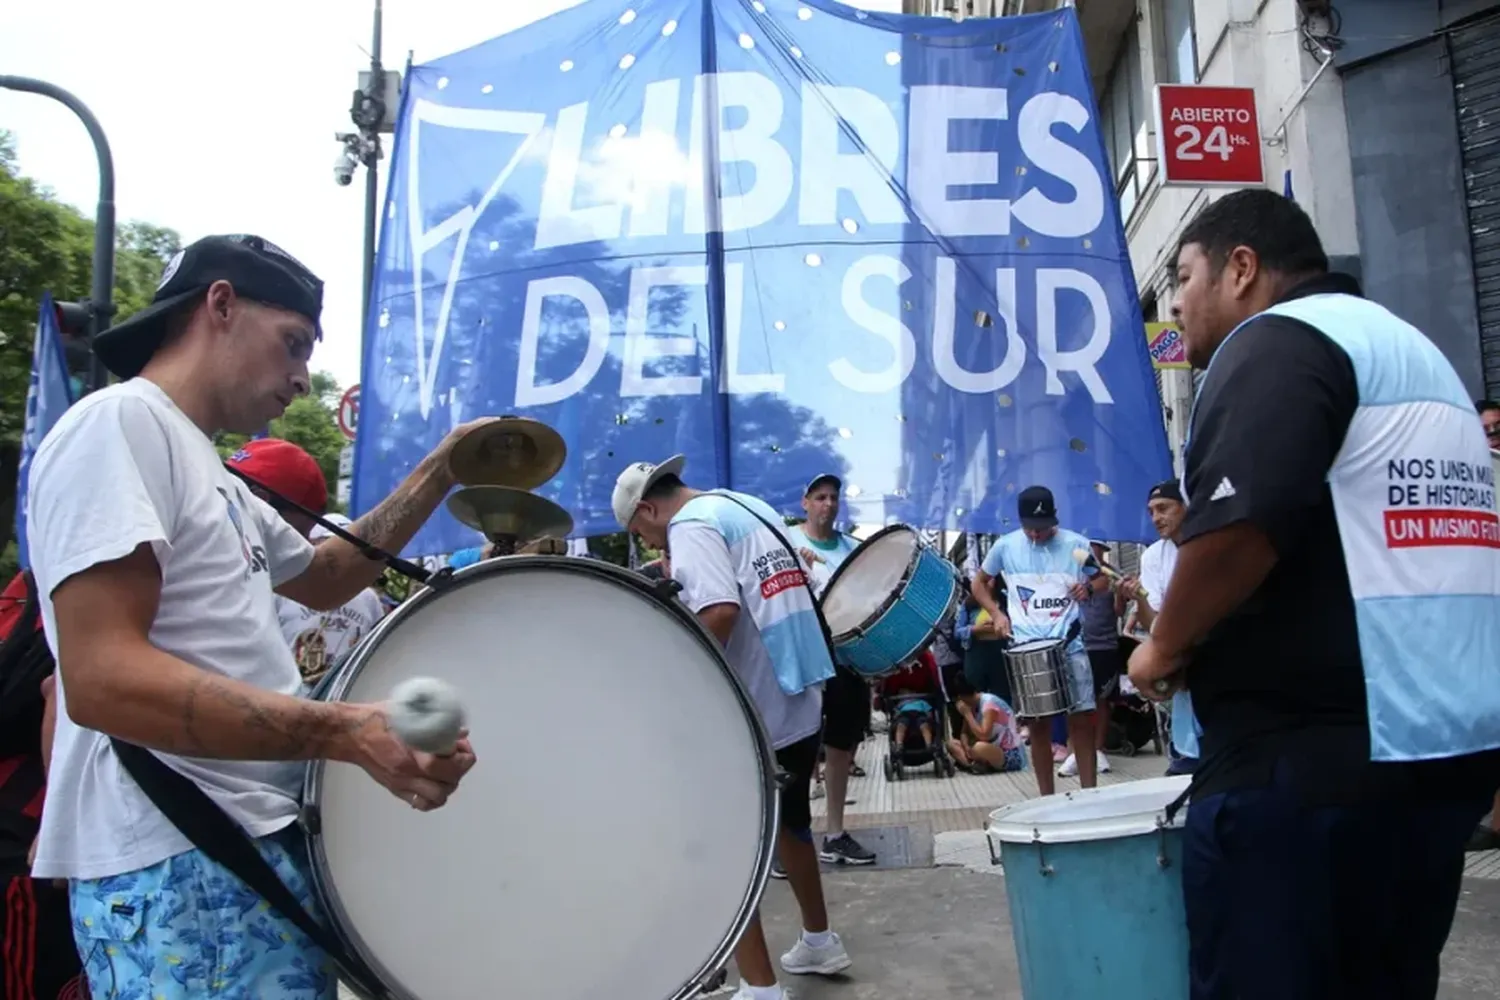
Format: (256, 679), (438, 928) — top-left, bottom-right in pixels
(1153, 84), (1265, 187)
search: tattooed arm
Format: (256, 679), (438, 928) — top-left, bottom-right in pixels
(53, 543), (370, 760)
(276, 418), (505, 611)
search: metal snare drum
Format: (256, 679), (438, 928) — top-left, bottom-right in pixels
(819, 525), (962, 679)
(1002, 638), (1079, 717)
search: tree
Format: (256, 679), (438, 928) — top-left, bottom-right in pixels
(0, 130), (183, 578)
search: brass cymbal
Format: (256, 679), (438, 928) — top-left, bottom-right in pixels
(446, 486), (575, 545)
(449, 417), (567, 490)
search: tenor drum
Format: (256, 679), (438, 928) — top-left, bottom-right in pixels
(985, 777), (1192, 1000)
(820, 525), (961, 679)
(1002, 638), (1078, 718)
(304, 558), (778, 1000)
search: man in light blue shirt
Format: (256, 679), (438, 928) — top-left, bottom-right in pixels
(971, 485), (1100, 796)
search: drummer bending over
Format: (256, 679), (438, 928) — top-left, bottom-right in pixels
(615, 456), (852, 1000)
(24, 236), (480, 999)
(970, 486), (1100, 796)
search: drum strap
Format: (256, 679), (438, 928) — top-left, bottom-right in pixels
(705, 492), (841, 669)
(110, 738), (390, 999)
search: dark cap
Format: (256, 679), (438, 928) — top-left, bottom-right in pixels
(94, 234), (324, 379)
(1147, 480), (1184, 504)
(1017, 485), (1057, 529)
(805, 473), (842, 496)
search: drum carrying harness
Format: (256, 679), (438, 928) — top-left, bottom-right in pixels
(107, 463), (450, 1000)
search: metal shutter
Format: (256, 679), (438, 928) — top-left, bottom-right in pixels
(1451, 14), (1500, 398)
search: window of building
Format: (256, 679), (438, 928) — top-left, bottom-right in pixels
(1158, 0), (1198, 84)
(1101, 27), (1153, 221)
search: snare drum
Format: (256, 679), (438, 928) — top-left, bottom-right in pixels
(819, 525), (962, 679)
(304, 557), (778, 1000)
(1002, 638), (1079, 717)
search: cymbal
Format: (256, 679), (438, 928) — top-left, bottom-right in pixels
(449, 417), (567, 490)
(446, 486), (574, 545)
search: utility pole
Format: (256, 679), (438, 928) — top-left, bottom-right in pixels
(335, 0), (400, 338)
(0, 76), (115, 393)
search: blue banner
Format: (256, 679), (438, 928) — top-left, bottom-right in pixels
(16, 293), (77, 568)
(354, 0), (1171, 555)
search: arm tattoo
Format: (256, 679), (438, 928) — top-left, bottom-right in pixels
(176, 671), (367, 760)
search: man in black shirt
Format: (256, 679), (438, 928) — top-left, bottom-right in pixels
(1128, 189), (1500, 999)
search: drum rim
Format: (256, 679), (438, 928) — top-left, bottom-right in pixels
(303, 555), (781, 1000)
(985, 775), (1193, 844)
(823, 524), (937, 641)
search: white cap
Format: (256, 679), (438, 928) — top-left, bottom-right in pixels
(310, 512), (354, 541)
(612, 454), (687, 528)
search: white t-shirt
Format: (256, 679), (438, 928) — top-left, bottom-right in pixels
(669, 499), (826, 751)
(1138, 538), (1179, 612)
(784, 525), (857, 597)
(25, 379), (316, 880)
(276, 589), (385, 687)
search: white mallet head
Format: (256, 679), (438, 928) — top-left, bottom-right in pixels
(387, 677), (466, 755)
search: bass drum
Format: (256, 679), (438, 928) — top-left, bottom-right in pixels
(304, 557), (778, 1000)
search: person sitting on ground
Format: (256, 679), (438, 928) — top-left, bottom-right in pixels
(947, 678), (1025, 774)
(879, 649), (941, 753)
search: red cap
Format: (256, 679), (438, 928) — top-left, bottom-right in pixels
(227, 438), (327, 513)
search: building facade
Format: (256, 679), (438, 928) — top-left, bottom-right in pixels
(905, 0), (1500, 466)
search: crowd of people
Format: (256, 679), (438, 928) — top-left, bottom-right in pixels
(2, 188), (1499, 1000)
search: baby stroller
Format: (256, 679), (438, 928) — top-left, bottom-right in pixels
(878, 653), (957, 780)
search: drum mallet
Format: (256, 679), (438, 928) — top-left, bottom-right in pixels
(1072, 548), (1148, 601)
(387, 677), (467, 756)
(1072, 549), (1171, 695)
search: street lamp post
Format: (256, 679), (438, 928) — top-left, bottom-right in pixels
(0, 76), (116, 394)
(336, 0), (400, 339)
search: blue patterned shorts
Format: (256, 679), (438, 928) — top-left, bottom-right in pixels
(68, 827), (338, 1000)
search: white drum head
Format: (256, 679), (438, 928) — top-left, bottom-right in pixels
(309, 560), (774, 1000)
(821, 528), (917, 636)
(986, 775), (1191, 844)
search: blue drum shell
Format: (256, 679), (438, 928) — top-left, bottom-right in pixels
(835, 545), (957, 677)
(998, 830), (1190, 999)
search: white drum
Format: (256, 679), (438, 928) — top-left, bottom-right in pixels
(304, 557), (778, 1000)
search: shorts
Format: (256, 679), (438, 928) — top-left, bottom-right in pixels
(1087, 647), (1123, 699)
(895, 702), (934, 724)
(68, 827), (337, 1000)
(775, 733), (822, 832)
(1014, 650), (1097, 718)
(821, 666), (870, 753)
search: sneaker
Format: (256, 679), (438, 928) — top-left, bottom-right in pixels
(769, 858), (788, 880)
(820, 832), (876, 866)
(730, 986), (790, 1000)
(780, 932), (852, 976)
(1466, 825), (1500, 852)
(1165, 755), (1198, 776)
(1058, 751), (1112, 778)
(809, 782), (826, 801)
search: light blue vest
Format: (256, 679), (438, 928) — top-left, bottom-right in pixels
(1213, 293), (1500, 762)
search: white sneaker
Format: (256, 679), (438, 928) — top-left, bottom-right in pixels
(1057, 751), (1111, 778)
(809, 781), (826, 801)
(780, 932), (852, 976)
(730, 986), (791, 1000)
(729, 983), (792, 1000)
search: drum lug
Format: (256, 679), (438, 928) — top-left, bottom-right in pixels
(651, 578), (683, 601)
(1155, 820), (1172, 870)
(773, 767), (792, 791)
(1032, 832), (1054, 876)
(426, 566), (458, 591)
(299, 803), (322, 837)
(986, 834), (1002, 867)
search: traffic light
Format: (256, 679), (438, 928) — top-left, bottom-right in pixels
(52, 300), (90, 337)
(51, 300), (95, 385)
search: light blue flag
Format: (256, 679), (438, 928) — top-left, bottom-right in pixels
(16, 293), (78, 568)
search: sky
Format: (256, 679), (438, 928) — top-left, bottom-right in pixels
(1, 0), (901, 391)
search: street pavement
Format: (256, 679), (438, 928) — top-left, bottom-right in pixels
(337, 734), (1500, 997)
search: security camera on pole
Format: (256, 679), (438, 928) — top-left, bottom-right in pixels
(334, 0), (401, 336)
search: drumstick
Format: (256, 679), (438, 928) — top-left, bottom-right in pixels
(387, 677), (467, 756)
(1073, 550), (1170, 695)
(1071, 548), (1148, 600)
